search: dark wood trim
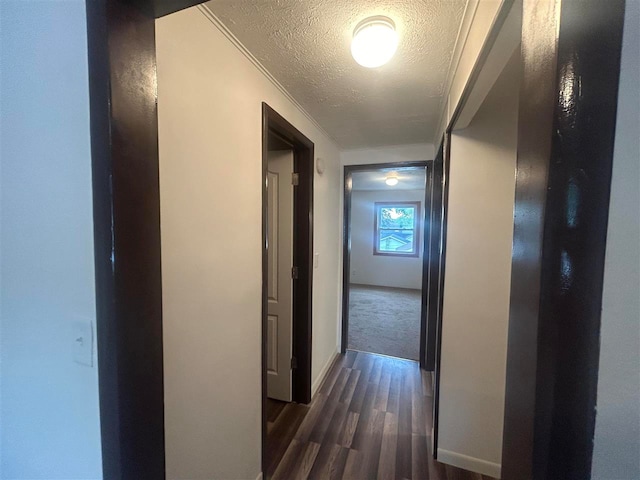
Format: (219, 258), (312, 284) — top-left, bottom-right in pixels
(341, 169), (353, 355)
(341, 161), (430, 362)
(372, 201), (421, 258)
(131, 0), (207, 18)
(431, 133), (451, 459)
(424, 142), (444, 372)
(262, 102), (314, 473)
(502, 0), (626, 478)
(86, 0), (165, 477)
(420, 162), (434, 370)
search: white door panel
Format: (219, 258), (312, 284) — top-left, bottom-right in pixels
(266, 150), (294, 402)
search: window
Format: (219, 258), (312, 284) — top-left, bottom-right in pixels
(373, 202), (420, 257)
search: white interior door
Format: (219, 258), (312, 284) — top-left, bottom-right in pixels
(266, 150), (294, 402)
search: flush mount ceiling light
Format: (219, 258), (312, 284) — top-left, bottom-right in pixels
(385, 174), (399, 186)
(351, 16), (398, 68)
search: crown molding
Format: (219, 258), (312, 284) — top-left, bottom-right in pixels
(197, 4), (337, 147)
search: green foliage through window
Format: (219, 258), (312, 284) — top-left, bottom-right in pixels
(374, 203), (419, 256)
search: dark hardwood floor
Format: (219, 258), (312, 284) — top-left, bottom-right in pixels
(266, 350), (497, 480)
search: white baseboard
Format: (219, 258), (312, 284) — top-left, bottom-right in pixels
(437, 448), (501, 478)
(311, 348), (339, 397)
(255, 472), (263, 480)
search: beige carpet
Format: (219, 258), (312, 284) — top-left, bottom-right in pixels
(347, 284), (421, 361)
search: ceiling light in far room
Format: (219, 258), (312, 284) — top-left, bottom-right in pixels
(351, 16), (398, 68)
(385, 174), (399, 186)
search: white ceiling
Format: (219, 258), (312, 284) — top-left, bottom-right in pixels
(351, 167), (426, 191)
(204, 0), (466, 149)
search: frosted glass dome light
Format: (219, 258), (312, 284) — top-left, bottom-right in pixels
(351, 16), (398, 68)
(385, 175), (399, 186)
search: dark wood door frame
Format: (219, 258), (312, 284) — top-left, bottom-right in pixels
(427, 136), (450, 459)
(261, 103), (315, 473)
(424, 140), (444, 375)
(502, 0), (626, 478)
(341, 161), (432, 370)
(85, 0), (209, 477)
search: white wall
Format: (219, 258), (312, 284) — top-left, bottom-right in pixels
(0, 1), (102, 478)
(341, 143), (434, 166)
(437, 51), (519, 478)
(435, 0), (505, 142)
(350, 189), (425, 290)
(592, 1), (640, 478)
(156, 6), (341, 479)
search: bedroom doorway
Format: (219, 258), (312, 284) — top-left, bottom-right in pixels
(342, 162), (431, 364)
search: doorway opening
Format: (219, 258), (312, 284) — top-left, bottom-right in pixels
(342, 162), (431, 365)
(261, 103), (314, 476)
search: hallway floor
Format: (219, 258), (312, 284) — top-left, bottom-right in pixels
(348, 285), (421, 361)
(266, 351), (496, 479)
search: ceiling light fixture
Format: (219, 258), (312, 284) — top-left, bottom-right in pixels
(351, 16), (398, 68)
(385, 174), (399, 186)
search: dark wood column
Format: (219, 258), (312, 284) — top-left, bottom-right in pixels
(502, 0), (626, 478)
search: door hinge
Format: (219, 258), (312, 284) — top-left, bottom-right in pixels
(291, 172), (299, 186)
(291, 266), (299, 279)
(291, 357), (298, 369)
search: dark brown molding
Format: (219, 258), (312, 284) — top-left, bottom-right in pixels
(341, 161), (430, 364)
(431, 134), (451, 459)
(420, 161), (434, 369)
(502, 0), (626, 478)
(129, 0), (207, 18)
(424, 141), (444, 372)
(262, 102), (315, 472)
(86, 0), (165, 477)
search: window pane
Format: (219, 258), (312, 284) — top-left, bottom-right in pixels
(378, 229), (415, 253)
(379, 207), (415, 229)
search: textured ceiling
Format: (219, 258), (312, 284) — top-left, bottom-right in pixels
(352, 167), (426, 191)
(204, 0), (466, 149)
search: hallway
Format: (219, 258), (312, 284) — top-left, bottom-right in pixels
(267, 351), (496, 479)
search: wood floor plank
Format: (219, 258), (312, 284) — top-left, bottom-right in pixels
(387, 366), (402, 416)
(347, 355), (373, 414)
(309, 369), (351, 444)
(319, 354), (346, 395)
(412, 434), (429, 480)
(395, 371), (413, 480)
(344, 349), (358, 368)
(308, 444), (349, 480)
(267, 399), (287, 423)
(266, 402), (309, 477)
(350, 376), (380, 450)
(412, 369), (426, 436)
(266, 351), (499, 480)
(369, 356), (383, 385)
(342, 448), (363, 479)
(271, 438), (305, 480)
(444, 463), (485, 480)
(360, 408), (386, 479)
(377, 411), (398, 480)
(307, 401), (350, 475)
(340, 410), (360, 448)
(424, 395), (434, 432)
(374, 364), (392, 412)
(297, 441), (321, 479)
(294, 393), (328, 443)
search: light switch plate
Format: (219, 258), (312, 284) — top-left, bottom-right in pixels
(72, 319), (94, 367)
